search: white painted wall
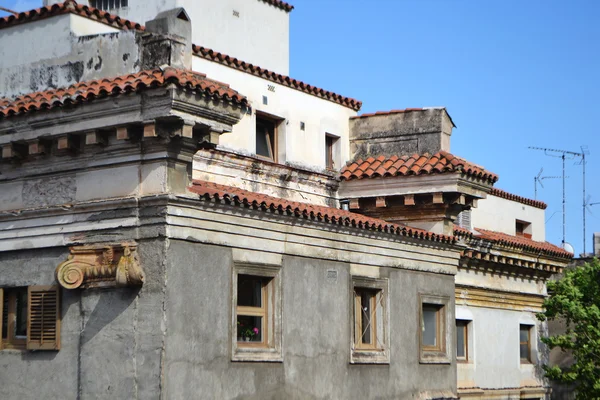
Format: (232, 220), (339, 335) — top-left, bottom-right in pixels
(456, 306), (544, 391)
(471, 194), (546, 241)
(45, 0), (290, 74)
(193, 56), (356, 171)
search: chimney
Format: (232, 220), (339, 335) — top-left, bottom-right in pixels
(349, 108), (455, 160)
(594, 232), (600, 257)
(142, 8), (192, 70)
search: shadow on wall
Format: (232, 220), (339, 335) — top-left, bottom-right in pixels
(80, 287), (140, 345)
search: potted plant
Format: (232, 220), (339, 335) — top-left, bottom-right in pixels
(237, 321), (259, 342)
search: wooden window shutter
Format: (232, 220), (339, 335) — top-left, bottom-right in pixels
(27, 286), (61, 351)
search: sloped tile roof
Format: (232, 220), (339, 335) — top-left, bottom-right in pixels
(454, 227), (572, 259)
(340, 151), (499, 184)
(1, 1), (357, 112)
(0, 67), (247, 120)
(189, 180), (456, 245)
(0, 0), (144, 31)
(260, 0), (294, 12)
(490, 188), (547, 210)
(351, 108), (425, 119)
(193, 45), (362, 111)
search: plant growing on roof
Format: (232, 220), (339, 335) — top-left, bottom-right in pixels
(537, 258), (600, 399)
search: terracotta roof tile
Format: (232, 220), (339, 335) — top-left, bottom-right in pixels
(189, 180), (456, 245)
(0, 67), (247, 120)
(341, 151), (499, 185)
(192, 45), (362, 111)
(490, 188), (547, 210)
(1, 1), (358, 112)
(454, 227), (572, 259)
(259, 0), (294, 12)
(0, 0), (144, 31)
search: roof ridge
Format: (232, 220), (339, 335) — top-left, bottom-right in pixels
(189, 179), (456, 245)
(0, 67), (247, 120)
(490, 187), (547, 210)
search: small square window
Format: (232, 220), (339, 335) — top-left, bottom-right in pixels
(419, 294), (450, 364)
(520, 324), (532, 363)
(256, 115), (277, 162)
(232, 264), (281, 362)
(351, 277), (389, 364)
(456, 320), (469, 362)
(516, 220), (532, 238)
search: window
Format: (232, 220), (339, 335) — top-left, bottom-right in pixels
(90, 0), (128, 11)
(232, 265), (281, 362)
(419, 294), (450, 363)
(351, 277), (389, 364)
(456, 320), (469, 362)
(256, 115), (277, 162)
(516, 220), (532, 239)
(325, 134), (339, 170)
(520, 324), (532, 363)
(0, 286), (60, 351)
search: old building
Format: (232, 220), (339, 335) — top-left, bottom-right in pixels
(0, 1), (570, 399)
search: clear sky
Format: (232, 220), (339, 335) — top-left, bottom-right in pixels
(2, 0), (599, 255)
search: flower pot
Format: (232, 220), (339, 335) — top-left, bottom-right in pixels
(244, 337), (250, 342)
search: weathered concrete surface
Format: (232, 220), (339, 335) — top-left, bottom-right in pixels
(0, 239), (166, 400)
(163, 239), (456, 400)
(350, 108), (454, 160)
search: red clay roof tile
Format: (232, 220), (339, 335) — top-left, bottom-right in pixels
(0, 0), (144, 31)
(259, 0), (294, 12)
(0, 67), (247, 119)
(490, 188), (547, 210)
(192, 45), (362, 111)
(341, 151), (499, 185)
(454, 226), (571, 259)
(189, 180), (456, 245)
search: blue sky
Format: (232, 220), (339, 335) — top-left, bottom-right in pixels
(2, 0), (599, 255)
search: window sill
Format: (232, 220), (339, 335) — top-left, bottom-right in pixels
(232, 346), (282, 363)
(420, 351), (451, 364)
(350, 349), (390, 365)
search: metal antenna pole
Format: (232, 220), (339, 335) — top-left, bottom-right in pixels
(529, 146), (583, 249)
(580, 146), (590, 254)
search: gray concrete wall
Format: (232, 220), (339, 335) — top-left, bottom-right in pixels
(0, 239), (166, 400)
(163, 239), (457, 400)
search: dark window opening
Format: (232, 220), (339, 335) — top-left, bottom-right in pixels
(256, 116), (277, 161)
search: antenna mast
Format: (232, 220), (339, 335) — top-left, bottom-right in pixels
(529, 146), (583, 248)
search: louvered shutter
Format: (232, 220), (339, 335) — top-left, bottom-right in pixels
(0, 288), (3, 351)
(27, 286), (60, 351)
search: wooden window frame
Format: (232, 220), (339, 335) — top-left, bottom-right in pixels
(231, 264), (282, 362)
(456, 319), (469, 362)
(350, 276), (389, 364)
(255, 113), (279, 163)
(520, 324), (532, 363)
(1, 287), (27, 350)
(516, 220), (532, 239)
(419, 293), (451, 364)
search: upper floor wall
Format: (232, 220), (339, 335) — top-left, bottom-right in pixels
(470, 193), (546, 242)
(43, 0), (291, 74)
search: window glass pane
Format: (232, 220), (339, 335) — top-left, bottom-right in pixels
(15, 289), (27, 337)
(256, 119), (275, 159)
(520, 326), (530, 342)
(456, 321), (466, 358)
(237, 275), (263, 307)
(237, 315), (262, 343)
(520, 344), (529, 359)
(360, 291), (374, 344)
(422, 305), (438, 346)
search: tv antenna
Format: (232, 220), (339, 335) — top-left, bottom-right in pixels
(529, 146), (585, 249)
(533, 168), (564, 200)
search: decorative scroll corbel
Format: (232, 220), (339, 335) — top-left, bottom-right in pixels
(56, 243), (145, 290)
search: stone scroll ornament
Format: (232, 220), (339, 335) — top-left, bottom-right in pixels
(56, 243), (144, 289)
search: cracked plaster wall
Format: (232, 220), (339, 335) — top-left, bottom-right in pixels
(0, 16), (139, 100)
(163, 240), (457, 400)
(0, 239), (166, 400)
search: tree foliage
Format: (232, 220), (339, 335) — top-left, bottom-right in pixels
(538, 258), (600, 399)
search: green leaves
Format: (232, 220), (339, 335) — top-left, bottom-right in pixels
(538, 259), (600, 399)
